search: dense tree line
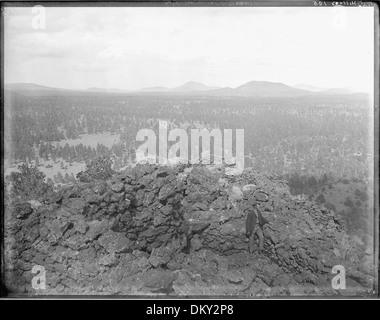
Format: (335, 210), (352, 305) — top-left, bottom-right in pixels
(6, 94), (370, 181)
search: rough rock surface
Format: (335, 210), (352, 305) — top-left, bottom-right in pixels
(4, 164), (375, 296)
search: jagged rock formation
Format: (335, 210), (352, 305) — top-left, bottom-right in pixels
(4, 164), (375, 296)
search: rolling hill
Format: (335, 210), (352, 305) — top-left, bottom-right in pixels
(320, 88), (355, 95)
(86, 87), (126, 93)
(233, 81), (309, 97)
(141, 86), (171, 92)
(5, 81), (363, 98)
(171, 81), (221, 92)
(293, 84), (326, 92)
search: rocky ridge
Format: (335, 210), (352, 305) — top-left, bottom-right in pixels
(4, 164), (375, 296)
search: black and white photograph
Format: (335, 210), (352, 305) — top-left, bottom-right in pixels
(1, 1), (378, 299)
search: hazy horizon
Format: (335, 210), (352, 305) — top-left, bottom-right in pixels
(3, 79), (369, 94)
(4, 6), (374, 94)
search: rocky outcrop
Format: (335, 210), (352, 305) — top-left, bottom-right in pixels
(4, 164), (375, 296)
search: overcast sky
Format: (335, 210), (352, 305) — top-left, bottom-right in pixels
(4, 6), (374, 92)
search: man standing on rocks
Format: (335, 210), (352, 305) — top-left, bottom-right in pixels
(243, 192), (269, 255)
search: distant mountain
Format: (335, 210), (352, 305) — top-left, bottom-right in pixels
(343, 86), (357, 92)
(171, 81), (221, 92)
(5, 83), (61, 91)
(233, 81), (309, 97)
(4, 83), (73, 97)
(320, 88), (354, 95)
(206, 87), (235, 96)
(293, 84), (326, 92)
(5, 81), (364, 98)
(4, 83), (130, 96)
(86, 87), (125, 93)
(2, 81), (313, 97)
(141, 86), (171, 92)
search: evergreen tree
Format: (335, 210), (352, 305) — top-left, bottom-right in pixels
(7, 164), (51, 200)
(77, 156), (114, 182)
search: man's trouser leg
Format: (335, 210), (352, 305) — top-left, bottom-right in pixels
(248, 227), (256, 254)
(256, 226), (264, 252)
(249, 225), (264, 253)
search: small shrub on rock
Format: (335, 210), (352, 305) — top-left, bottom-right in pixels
(77, 156), (115, 182)
(7, 163), (51, 201)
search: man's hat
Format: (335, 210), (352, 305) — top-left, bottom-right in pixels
(243, 189), (269, 203)
(254, 190), (269, 202)
(242, 191), (256, 203)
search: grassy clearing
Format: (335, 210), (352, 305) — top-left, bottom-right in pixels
(55, 132), (120, 149)
(5, 159), (86, 182)
(6, 133), (122, 180)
